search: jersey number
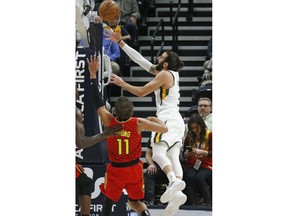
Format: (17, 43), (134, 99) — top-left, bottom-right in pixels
(116, 139), (130, 155)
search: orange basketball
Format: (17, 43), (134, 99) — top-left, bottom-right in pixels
(98, 0), (120, 22)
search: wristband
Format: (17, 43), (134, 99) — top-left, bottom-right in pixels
(90, 79), (105, 109)
(117, 39), (122, 44)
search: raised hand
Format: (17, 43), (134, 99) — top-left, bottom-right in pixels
(103, 29), (121, 44)
(87, 54), (99, 79)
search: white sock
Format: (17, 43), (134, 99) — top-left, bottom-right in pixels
(167, 171), (177, 183)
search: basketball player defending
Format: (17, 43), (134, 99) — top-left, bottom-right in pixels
(87, 55), (168, 216)
(76, 88), (122, 216)
(105, 31), (187, 216)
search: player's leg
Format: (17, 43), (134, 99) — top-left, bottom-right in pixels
(151, 141), (185, 203)
(102, 196), (114, 216)
(163, 142), (187, 216)
(76, 172), (93, 216)
(99, 164), (125, 216)
(128, 199), (151, 216)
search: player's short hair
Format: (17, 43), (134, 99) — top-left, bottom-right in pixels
(114, 96), (134, 121)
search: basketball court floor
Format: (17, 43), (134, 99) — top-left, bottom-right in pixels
(148, 209), (212, 216)
(129, 206), (212, 216)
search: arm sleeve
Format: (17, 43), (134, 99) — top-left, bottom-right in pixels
(122, 44), (153, 72)
(90, 79), (105, 109)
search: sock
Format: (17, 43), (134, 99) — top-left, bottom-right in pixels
(166, 171), (176, 183)
(141, 209), (151, 216)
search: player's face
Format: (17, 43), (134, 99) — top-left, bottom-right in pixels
(156, 52), (168, 70)
(157, 52), (168, 64)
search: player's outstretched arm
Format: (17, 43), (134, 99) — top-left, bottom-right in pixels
(137, 117), (168, 134)
(76, 108), (122, 149)
(104, 30), (157, 75)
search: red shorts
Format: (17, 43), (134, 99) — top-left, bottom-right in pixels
(100, 161), (144, 202)
(75, 163), (84, 179)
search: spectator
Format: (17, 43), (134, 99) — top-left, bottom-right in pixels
(197, 97), (212, 131)
(115, 0), (141, 48)
(103, 29), (121, 75)
(184, 96), (212, 143)
(182, 114), (212, 206)
(200, 37), (212, 86)
(143, 140), (168, 206)
(137, 0), (153, 26)
(105, 18), (132, 76)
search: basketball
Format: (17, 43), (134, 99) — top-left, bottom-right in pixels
(98, 0), (120, 22)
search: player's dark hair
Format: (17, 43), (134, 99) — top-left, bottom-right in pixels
(165, 51), (184, 71)
(114, 96), (134, 121)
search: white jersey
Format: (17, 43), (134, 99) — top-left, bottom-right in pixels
(154, 70), (181, 117)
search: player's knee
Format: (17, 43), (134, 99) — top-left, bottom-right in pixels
(152, 145), (166, 164)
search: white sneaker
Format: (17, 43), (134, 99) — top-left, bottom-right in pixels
(163, 191), (187, 216)
(160, 179), (186, 203)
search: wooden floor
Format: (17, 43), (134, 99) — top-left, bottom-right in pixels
(128, 206), (212, 216)
(148, 209), (212, 216)
(128, 209), (212, 216)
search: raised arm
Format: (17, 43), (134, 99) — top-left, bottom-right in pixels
(87, 54), (113, 127)
(104, 30), (157, 75)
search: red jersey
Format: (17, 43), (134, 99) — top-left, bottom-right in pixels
(106, 117), (142, 163)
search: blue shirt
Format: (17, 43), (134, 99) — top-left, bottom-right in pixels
(103, 34), (120, 62)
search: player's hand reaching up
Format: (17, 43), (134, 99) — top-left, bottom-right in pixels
(104, 29), (121, 44)
(87, 54), (99, 79)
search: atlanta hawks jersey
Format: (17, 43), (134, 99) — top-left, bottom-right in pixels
(106, 117), (142, 163)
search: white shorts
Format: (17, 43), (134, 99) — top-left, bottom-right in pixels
(150, 111), (185, 149)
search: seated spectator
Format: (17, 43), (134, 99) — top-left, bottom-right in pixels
(199, 37), (212, 86)
(143, 140), (168, 206)
(184, 96), (212, 141)
(115, 0), (141, 48)
(103, 28), (121, 75)
(182, 114), (212, 206)
(105, 18), (132, 76)
(107, 19), (131, 42)
(197, 97), (212, 131)
(137, 0), (153, 26)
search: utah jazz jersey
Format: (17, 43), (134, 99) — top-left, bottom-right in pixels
(154, 70), (180, 116)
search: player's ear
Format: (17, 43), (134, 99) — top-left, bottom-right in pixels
(163, 62), (169, 68)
